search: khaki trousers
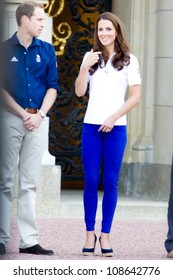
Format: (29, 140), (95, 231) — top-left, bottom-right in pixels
(0, 110), (48, 248)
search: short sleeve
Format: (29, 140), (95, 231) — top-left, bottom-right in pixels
(127, 54), (141, 86)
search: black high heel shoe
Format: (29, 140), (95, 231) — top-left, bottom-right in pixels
(99, 236), (113, 257)
(82, 234), (97, 256)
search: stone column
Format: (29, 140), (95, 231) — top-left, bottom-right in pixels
(111, 0), (172, 198)
(130, 0), (157, 164)
(153, 0), (173, 164)
(112, 0), (156, 163)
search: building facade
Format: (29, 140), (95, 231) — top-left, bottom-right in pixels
(3, 0), (173, 199)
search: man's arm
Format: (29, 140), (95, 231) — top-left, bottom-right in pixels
(1, 87), (57, 131)
(1, 88), (30, 119)
(23, 88), (57, 131)
(38, 88), (57, 115)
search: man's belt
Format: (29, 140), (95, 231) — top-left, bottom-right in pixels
(25, 108), (38, 114)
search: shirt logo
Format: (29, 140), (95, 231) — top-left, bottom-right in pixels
(11, 56), (18, 62)
(36, 54), (41, 63)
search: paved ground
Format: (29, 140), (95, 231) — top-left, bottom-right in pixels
(0, 190), (170, 261)
(0, 218), (169, 260)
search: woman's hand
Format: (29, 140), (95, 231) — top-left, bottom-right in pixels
(98, 115), (116, 133)
(75, 50), (102, 97)
(82, 49), (102, 69)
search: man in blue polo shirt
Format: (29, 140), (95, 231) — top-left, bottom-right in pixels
(0, 1), (59, 255)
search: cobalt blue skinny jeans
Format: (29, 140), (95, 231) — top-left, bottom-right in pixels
(82, 123), (127, 234)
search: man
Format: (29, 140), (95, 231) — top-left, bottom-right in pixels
(0, 1), (58, 255)
(165, 155), (173, 258)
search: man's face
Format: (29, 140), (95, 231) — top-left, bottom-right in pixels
(27, 7), (45, 37)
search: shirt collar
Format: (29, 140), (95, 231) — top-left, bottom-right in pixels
(11, 32), (40, 48)
(109, 52), (116, 60)
(101, 52), (116, 67)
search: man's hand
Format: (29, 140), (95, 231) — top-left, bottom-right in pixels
(23, 113), (42, 131)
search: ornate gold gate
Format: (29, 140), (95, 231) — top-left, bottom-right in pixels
(45, 0), (112, 188)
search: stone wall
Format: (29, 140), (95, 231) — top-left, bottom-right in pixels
(119, 163), (171, 201)
(112, 0), (173, 166)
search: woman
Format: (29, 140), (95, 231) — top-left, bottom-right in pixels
(75, 12), (141, 257)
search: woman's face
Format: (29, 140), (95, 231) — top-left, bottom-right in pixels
(97, 19), (117, 50)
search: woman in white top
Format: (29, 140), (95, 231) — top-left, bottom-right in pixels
(75, 12), (141, 257)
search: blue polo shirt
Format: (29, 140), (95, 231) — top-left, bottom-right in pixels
(0, 33), (59, 109)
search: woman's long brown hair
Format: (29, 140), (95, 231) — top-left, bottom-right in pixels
(89, 12), (130, 75)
